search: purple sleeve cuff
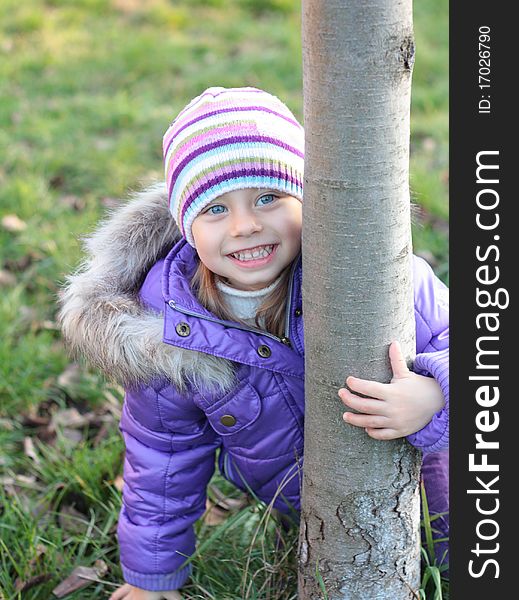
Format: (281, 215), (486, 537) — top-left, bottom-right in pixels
(407, 347), (449, 453)
(121, 563), (191, 592)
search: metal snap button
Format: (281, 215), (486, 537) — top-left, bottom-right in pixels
(257, 344), (271, 358)
(294, 308), (302, 317)
(280, 337), (291, 347)
(220, 414), (237, 427)
(175, 322), (190, 337)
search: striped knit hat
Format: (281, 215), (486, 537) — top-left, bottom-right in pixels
(163, 86), (304, 247)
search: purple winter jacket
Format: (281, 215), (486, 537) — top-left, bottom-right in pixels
(116, 238), (449, 591)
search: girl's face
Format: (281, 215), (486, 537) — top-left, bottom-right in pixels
(191, 188), (302, 291)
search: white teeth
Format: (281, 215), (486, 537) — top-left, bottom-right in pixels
(231, 245), (274, 261)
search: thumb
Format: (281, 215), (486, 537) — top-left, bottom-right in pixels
(389, 341), (410, 379)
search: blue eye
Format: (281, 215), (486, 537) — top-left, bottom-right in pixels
(205, 204), (226, 215)
(256, 194), (276, 206)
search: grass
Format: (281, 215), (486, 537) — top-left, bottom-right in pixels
(419, 482), (450, 600)
(1, 0), (448, 597)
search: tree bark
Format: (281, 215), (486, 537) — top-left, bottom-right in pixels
(298, 1), (421, 598)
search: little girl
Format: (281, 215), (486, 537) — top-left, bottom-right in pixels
(59, 87), (449, 599)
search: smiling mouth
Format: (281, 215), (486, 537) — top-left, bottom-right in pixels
(228, 244), (276, 262)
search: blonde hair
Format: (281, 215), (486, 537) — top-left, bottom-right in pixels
(191, 259), (293, 339)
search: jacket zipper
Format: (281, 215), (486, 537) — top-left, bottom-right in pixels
(167, 259), (298, 347)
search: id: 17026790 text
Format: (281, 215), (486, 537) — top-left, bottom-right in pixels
(478, 25), (491, 114)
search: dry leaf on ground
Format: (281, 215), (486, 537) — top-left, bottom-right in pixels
(52, 561), (108, 598)
(0, 270), (16, 286)
(2, 214), (27, 232)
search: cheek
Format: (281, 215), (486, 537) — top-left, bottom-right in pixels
(286, 205), (302, 241)
(193, 221), (218, 254)
(192, 221), (203, 248)
(284, 217), (302, 250)
(196, 239), (220, 267)
(192, 222), (228, 274)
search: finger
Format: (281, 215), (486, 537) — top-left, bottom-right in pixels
(364, 427), (401, 440)
(389, 340), (410, 379)
(110, 584), (131, 600)
(345, 376), (388, 399)
(343, 411), (389, 429)
(338, 388), (387, 416)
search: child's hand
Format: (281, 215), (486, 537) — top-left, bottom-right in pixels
(109, 584), (183, 600)
(338, 341), (445, 440)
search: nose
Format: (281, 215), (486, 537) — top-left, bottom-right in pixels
(229, 207), (262, 237)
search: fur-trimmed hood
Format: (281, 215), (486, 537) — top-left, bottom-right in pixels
(57, 182), (235, 392)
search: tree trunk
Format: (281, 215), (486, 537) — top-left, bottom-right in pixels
(298, 1), (421, 598)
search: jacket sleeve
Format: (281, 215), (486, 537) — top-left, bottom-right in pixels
(117, 382), (220, 591)
(406, 255), (449, 453)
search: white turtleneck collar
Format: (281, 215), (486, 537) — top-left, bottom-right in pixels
(215, 277), (281, 325)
